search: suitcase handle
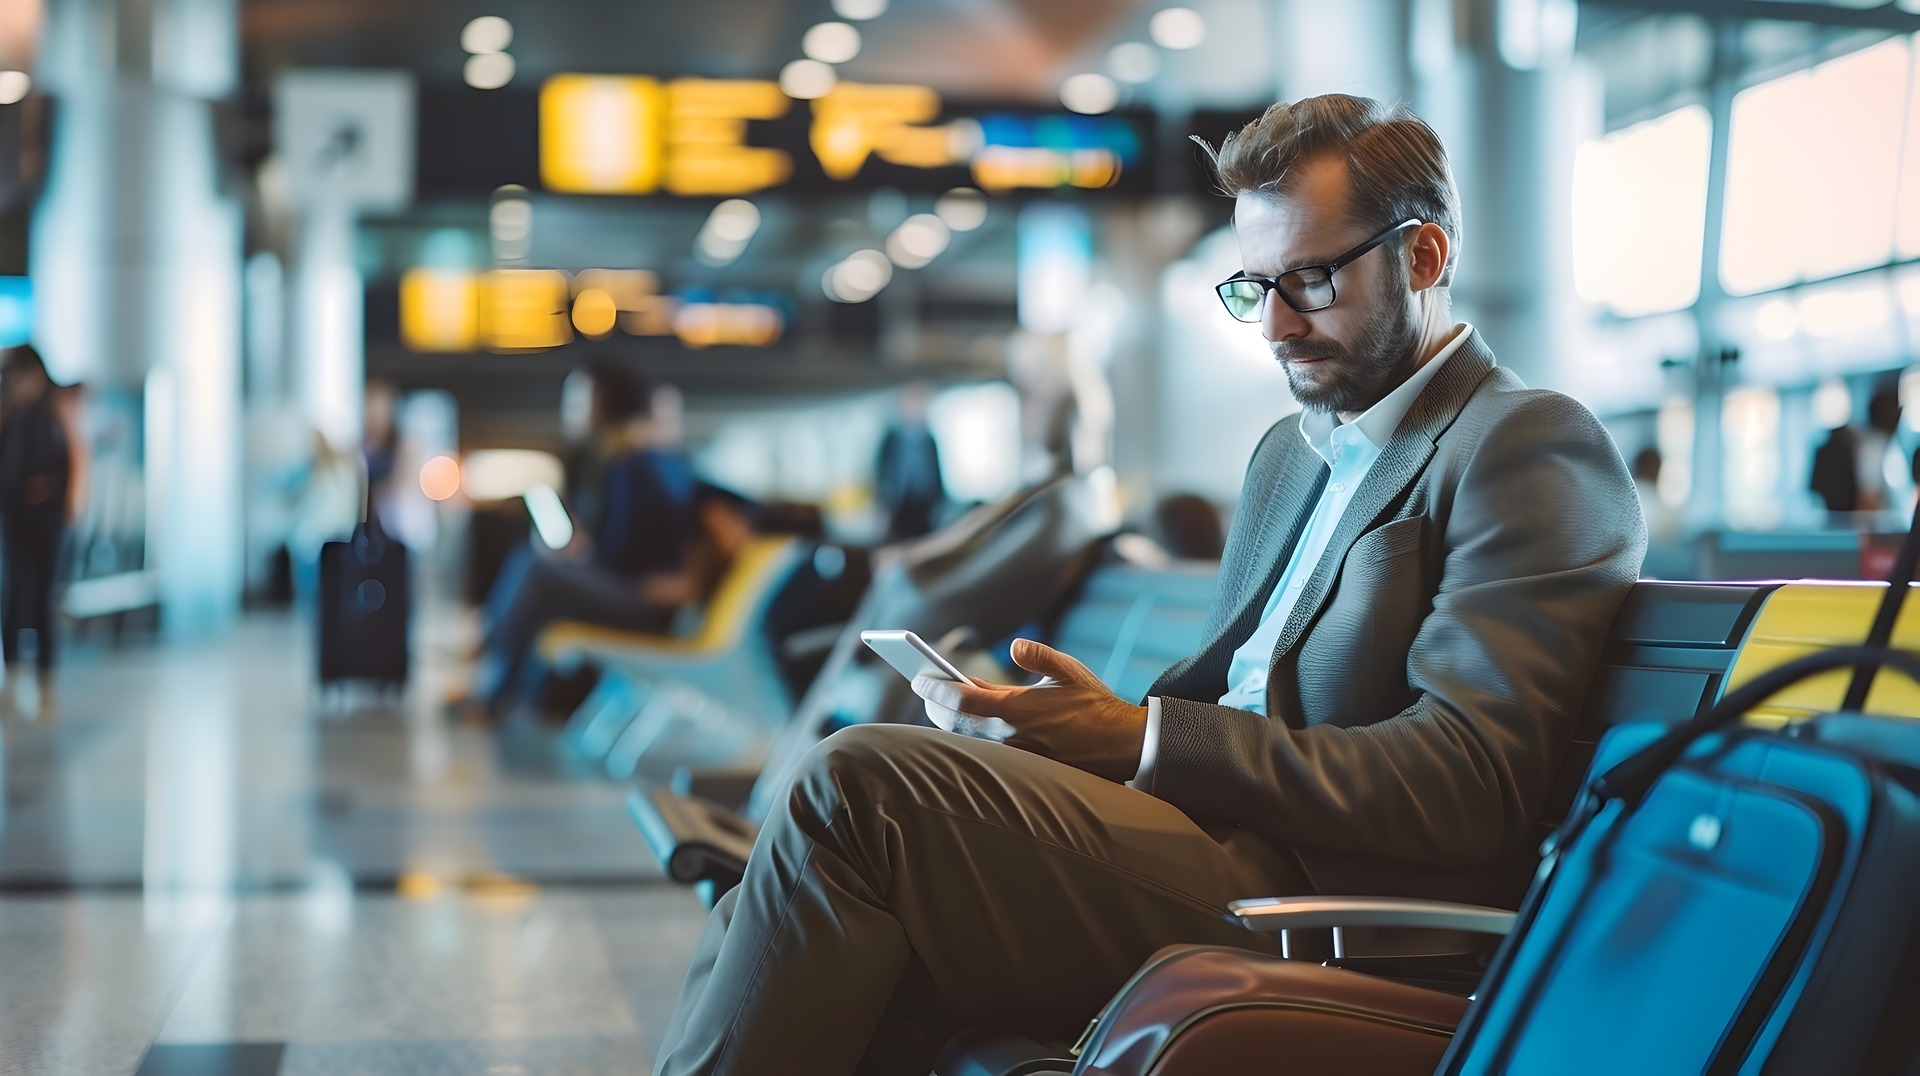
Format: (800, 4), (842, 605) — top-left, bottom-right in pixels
(1591, 645), (1920, 806)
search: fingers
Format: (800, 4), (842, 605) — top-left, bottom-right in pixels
(911, 673), (995, 714)
(1009, 638), (1093, 684)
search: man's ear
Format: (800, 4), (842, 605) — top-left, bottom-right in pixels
(1408, 222), (1450, 292)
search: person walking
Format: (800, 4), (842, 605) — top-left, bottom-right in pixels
(0, 345), (76, 719)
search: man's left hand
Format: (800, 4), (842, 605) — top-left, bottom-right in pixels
(911, 639), (1148, 783)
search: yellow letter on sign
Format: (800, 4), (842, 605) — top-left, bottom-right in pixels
(541, 75), (668, 194)
(811, 83), (963, 180)
(666, 79), (793, 196)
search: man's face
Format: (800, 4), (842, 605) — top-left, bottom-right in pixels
(1232, 157), (1421, 414)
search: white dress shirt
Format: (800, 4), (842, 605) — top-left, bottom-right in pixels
(1133, 325), (1471, 787)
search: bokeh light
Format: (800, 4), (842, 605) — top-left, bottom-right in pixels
(803, 22), (863, 64)
(464, 51), (516, 90)
(460, 16), (514, 55)
(780, 59), (838, 99)
(935, 188), (989, 231)
(418, 456), (462, 501)
(1060, 73), (1120, 115)
(1150, 7), (1207, 50)
(572, 288), (617, 337)
(832, 0), (888, 19)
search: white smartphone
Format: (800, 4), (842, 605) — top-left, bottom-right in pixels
(860, 630), (1014, 741)
(860, 629), (970, 684)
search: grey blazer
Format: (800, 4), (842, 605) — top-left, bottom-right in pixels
(1143, 329), (1646, 903)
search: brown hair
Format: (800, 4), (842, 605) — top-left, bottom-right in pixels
(1195, 94), (1462, 286)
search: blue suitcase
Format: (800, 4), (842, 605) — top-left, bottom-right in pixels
(1441, 645), (1920, 1074)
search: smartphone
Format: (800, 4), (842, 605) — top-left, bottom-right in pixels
(860, 630), (1014, 741)
(860, 629), (969, 683)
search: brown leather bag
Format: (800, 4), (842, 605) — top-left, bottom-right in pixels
(1071, 945), (1467, 1075)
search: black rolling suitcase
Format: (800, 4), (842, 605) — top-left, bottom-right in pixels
(1442, 505), (1920, 1074)
(317, 506), (410, 693)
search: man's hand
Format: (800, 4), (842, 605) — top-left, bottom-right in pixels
(910, 638), (1148, 783)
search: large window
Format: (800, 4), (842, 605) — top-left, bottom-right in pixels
(1721, 38), (1910, 295)
(1573, 105), (1713, 317)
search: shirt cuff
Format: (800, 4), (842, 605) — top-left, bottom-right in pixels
(1129, 696), (1163, 791)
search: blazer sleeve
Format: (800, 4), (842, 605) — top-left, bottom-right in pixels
(1144, 394), (1647, 867)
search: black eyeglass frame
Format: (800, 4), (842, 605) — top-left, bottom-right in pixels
(1214, 218), (1424, 322)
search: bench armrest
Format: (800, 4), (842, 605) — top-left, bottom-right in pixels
(1227, 896), (1515, 938)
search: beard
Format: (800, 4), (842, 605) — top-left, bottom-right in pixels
(1273, 298), (1424, 414)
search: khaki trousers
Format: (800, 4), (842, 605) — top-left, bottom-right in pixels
(653, 724), (1307, 1076)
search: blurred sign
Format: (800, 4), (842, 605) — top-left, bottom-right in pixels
(399, 268), (479, 351)
(541, 76), (793, 196)
(810, 83), (972, 180)
(398, 267), (786, 353)
(534, 73), (1147, 198)
(0, 276), (28, 348)
(481, 269), (574, 350)
(277, 70), (416, 211)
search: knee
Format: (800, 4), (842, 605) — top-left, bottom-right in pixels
(787, 724), (940, 827)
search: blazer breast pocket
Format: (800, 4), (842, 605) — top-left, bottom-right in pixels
(1296, 516), (1430, 726)
(1344, 516), (1427, 579)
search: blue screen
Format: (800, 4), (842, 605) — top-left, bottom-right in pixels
(0, 278), (29, 349)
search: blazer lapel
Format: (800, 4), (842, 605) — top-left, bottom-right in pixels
(1265, 331), (1499, 670)
(1206, 433), (1328, 658)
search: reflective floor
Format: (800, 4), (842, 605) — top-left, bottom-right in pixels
(0, 612), (706, 1075)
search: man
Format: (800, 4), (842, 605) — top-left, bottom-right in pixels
(875, 382), (946, 542)
(654, 94), (1645, 1076)
(473, 373), (700, 711)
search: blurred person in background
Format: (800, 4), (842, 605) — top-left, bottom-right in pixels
(467, 373), (701, 714)
(1811, 384), (1904, 517)
(875, 383), (945, 542)
(363, 379), (400, 523)
(1152, 493), (1226, 561)
(1632, 447), (1692, 578)
(0, 345), (84, 719)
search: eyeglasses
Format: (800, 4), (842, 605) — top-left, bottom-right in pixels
(1215, 219), (1422, 322)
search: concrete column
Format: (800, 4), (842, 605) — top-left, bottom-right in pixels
(1414, 0), (1589, 390)
(32, 0), (243, 635)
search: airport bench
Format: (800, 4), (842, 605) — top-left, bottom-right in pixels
(538, 535), (809, 778)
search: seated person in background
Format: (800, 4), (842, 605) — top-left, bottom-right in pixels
(1152, 492), (1227, 561)
(472, 372), (701, 712)
(653, 94), (1646, 1076)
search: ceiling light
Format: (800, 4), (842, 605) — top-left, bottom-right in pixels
(803, 22), (862, 64)
(460, 16), (514, 55)
(1150, 7), (1206, 50)
(1108, 42), (1159, 84)
(886, 214), (950, 268)
(696, 201), (758, 265)
(780, 59), (838, 99)
(706, 199), (762, 243)
(826, 249), (893, 302)
(464, 51), (515, 90)
(1060, 73), (1120, 115)
(833, 0), (889, 18)
(0, 71), (28, 106)
(935, 188), (988, 232)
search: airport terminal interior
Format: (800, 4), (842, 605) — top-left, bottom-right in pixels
(11, 0), (1920, 1073)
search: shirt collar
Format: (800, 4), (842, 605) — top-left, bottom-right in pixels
(1300, 323), (1472, 463)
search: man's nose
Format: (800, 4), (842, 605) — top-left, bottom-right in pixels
(1261, 292), (1311, 343)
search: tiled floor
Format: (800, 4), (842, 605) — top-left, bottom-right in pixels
(0, 611), (711, 1075)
